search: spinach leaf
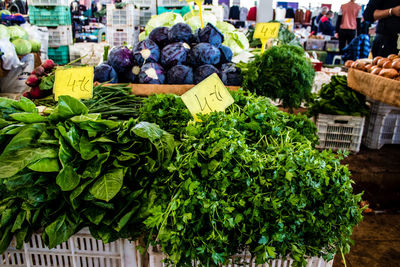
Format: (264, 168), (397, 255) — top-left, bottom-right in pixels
(49, 95), (88, 121)
(56, 165), (80, 191)
(10, 112), (47, 123)
(89, 168), (125, 202)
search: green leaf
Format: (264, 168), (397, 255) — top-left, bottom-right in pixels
(39, 74), (55, 91)
(0, 147), (58, 178)
(70, 178), (95, 209)
(0, 226), (13, 253)
(79, 135), (100, 160)
(14, 97), (36, 112)
(132, 122), (164, 142)
(11, 211), (26, 232)
(49, 95), (88, 121)
(10, 112), (47, 123)
(266, 246), (276, 258)
(84, 208), (106, 225)
(89, 168), (125, 202)
(82, 152), (109, 179)
(28, 158), (60, 172)
(2, 123), (45, 155)
(43, 214), (76, 248)
(56, 165), (80, 191)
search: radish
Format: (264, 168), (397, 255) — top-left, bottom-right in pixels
(30, 86), (43, 99)
(22, 91), (31, 99)
(42, 59), (55, 71)
(34, 66), (45, 76)
(26, 74), (40, 87)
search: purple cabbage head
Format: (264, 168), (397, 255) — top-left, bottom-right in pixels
(166, 65), (193, 84)
(160, 42), (190, 68)
(168, 23), (193, 43)
(189, 43), (221, 67)
(132, 39), (160, 67)
(194, 64), (223, 84)
(149, 27), (170, 48)
(220, 63), (242, 86)
(197, 23), (224, 48)
(94, 63), (118, 83)
(138, 63), (165, 84)
(108, 46), (134, 74)
(219, 45), (233, 64)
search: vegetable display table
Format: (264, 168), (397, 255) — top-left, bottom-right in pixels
(128, 84), (240, 96)
(347, 68), (400, 108)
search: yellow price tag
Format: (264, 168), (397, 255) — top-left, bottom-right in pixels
(254, 22), (280, 53)
(53, 66), (94, 101)
(181, 73), (234, 119)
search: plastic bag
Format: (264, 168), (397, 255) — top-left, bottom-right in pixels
(21, 23), (49, 61)
(0, 38), (22, 70)
(0, 54), (34, 93)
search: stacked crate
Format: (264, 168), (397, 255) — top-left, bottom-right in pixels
(363, 99), (400, 149)
(106, 3), (141, 46)
(28, 0), (73, 65)
(123, 0), (156, 27)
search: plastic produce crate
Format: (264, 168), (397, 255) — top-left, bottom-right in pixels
(27, 0), (68, 6)
(325, 40), (339, 52)
(315, 114), (365, 153)
(123, 0), (154, 6)
(48, 45), (69, 65)
(107, 26), (139, 47)
(139, 9), (153, 26)
(1, 228), (140, 267)
(29, 6), (71, 26)
(48, 25), (73, 47)
(148, 247), (333, 267)
(106, 4), (139, 26)
(363, 100), (400, 149)
(305, 39), (325, 51)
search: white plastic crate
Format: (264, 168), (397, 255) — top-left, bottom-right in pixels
(123, 0), (154, 6)
(315, 114), (365, 153)
(0, 228), (141, 267)
(27, 0), (68, 6)
(158, 0), (186, 7)
(106, 4), (139, 26)
(148, 247), (333, 267)
(48, 25), (73, 47)
(195, 5), (224, 21)
(107, 25), (139, 47)
(363, 100), (400, 149)
(139, 9), (153, 26)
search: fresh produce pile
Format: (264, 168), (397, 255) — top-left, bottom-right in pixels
(345, 53), (400, 80)
(0, 90), (363, 267)
(23, 59), (56, 99)
(240, 45), (315, 111)
(94, 22), (242, 86)
(139, 12), (249, 56)
(307, 75), (369, 117)
(0, 24), (41, 56)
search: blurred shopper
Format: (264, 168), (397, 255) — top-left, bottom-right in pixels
(364, 0), (400, 57)
(312, 6), (329, 34)
(336, 0), (362, 53)
(318, 11), (335, 36)
(342, 21), (371, 61)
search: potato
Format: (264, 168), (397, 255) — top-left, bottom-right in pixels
(371, 67), (382, 75)
(383, 61), (393, 69)
(377, 58), (390, 67)
(355, 61), (366, 71)
(345, 60), (354, 68)
(388, 54), (398, 61)
(379, 68), (399, 79)
(351, 61), (358, 68)
(373, 56), (383, 65)
(392, 61), (400, 70)
(365, 64), (373, 72)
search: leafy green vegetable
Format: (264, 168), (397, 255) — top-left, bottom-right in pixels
(307, 75), (369, 117)
(241, 45), (315, 111)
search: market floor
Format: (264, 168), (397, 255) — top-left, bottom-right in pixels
(333, 145), (400, 267)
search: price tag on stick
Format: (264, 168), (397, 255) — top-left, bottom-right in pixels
(53, 66), (94, 101)
(181, 73), (234, 120)
(254, 22), (280, 53)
